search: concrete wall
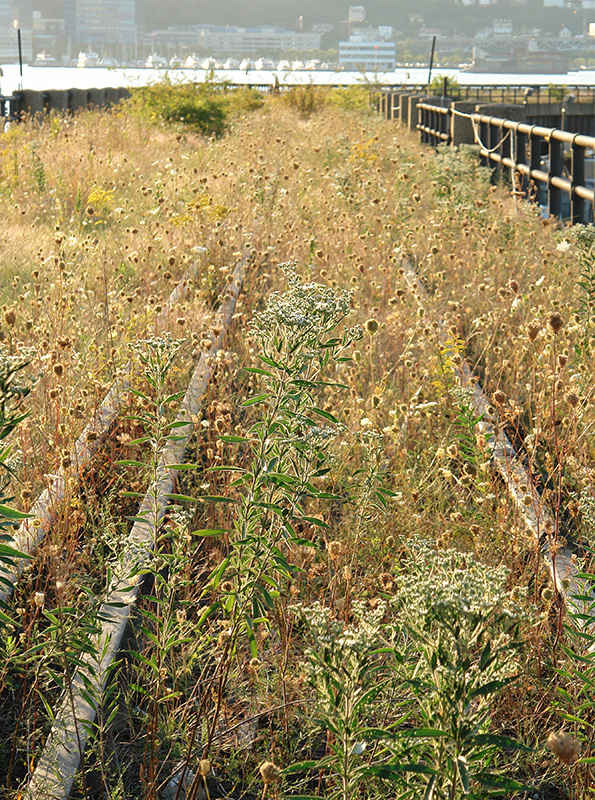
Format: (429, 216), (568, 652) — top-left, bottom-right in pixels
(10, 87), (130, 118)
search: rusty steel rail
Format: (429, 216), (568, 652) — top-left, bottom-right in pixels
(400, 258), (589, 622)
(25, 258), (246, 800)
(0, 249), (208, 608)
(415, 101), (595, 224)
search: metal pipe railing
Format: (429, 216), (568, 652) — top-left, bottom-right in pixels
(379, 85), (595, 104)
(412, 98), (595, 223)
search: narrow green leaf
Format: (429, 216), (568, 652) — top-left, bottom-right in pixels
(457, 757), (470, 794)
(0, 505), (29, 520)
(311, 407), (339, 423)
(0, 543), (31, 560)
(241, 393), (269, 407)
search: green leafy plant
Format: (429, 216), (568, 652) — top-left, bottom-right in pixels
(554, 555), (594, 798)
(190, 264), (362, 765)
(127, 80), (228, 136)
(286, 600), (402, 800)
(126, 80), (262, 136)
(327, 87), (374, 113)
(117, 334), (191, 796)
(0, 345), (33, 626)
(429, 75), (461, 97)
(285, 541), (529, 800)
(389, 541), (529, 799)
(455, 401), (487, 472)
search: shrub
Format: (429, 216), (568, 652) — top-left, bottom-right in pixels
(282, 85), (328, 116)
(429, 74), (461, 97)
(126, 80), (261, 136)
(327, 86), (374, 113)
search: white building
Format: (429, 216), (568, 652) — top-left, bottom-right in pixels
(339, 35), (396, 70)
(144, 26), (322, 57)
(348, 6), (366, 24)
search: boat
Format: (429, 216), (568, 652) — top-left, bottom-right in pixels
(169, 56), (183, 68)
(200, 57), (217, 70)
(145, 54), (167, 68)
(254, 58), (274, 70)
(239, 58), (252, 71)
(223, 58), (239, 70)
(34, 51), (57, 65)
(277, 60), (290, 71)
(291, 60), (304, 70)
(77, 51), (100, 67)
(184, 55), (199, 68)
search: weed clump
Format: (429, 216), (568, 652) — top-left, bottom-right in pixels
(127, 80), (262, 136)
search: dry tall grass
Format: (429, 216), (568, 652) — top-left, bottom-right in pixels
(0, 92), (592, 800)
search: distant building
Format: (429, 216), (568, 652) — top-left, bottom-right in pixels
(0, 0), (33, 63)
(348, 6), (366, 24)
(72, 0), (136, 57)
(493, 18), (513, 34)
(33, 10), (65, 56)
(312, 22), (334, 34)
(339, 34), (395, 69)
(144, 25), (322, 57)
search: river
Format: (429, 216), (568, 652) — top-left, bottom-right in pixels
(1, 63), (595, 95)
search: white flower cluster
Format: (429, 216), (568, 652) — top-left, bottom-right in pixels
(293, 599), (389, 662)
(302, 424), (342, 447)
(391, 538), (523, 627)
(130, 334), (185, 383)
(250, 263), (353, 346)
(558, 223), (595, 252)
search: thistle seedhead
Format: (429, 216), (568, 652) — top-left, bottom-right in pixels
(259, 761), (281, 785)
(546, 731), (581, 764)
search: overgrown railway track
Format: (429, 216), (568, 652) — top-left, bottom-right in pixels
(0, 244), (590, 798)
(24, 258), (246, 800)
(401, 256), (589, 617)
(0, 249), (209, 608)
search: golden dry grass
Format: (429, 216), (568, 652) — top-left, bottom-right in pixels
(0, 94), (592, 799)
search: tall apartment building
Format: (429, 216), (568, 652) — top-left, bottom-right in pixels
(66, 0), (136, 56)
(0, 0), (33, 63)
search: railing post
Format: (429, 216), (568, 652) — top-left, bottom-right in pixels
(487, 121), (499, 182)
(571, 137), (588, 224)
(528, 126), (542, 206)
(549, 136), (563, 218)
(516, 126), (528, 198)
(442, 108), (450, 145)
(479, 118), (488, 167)
(419, 103), (426, 144)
